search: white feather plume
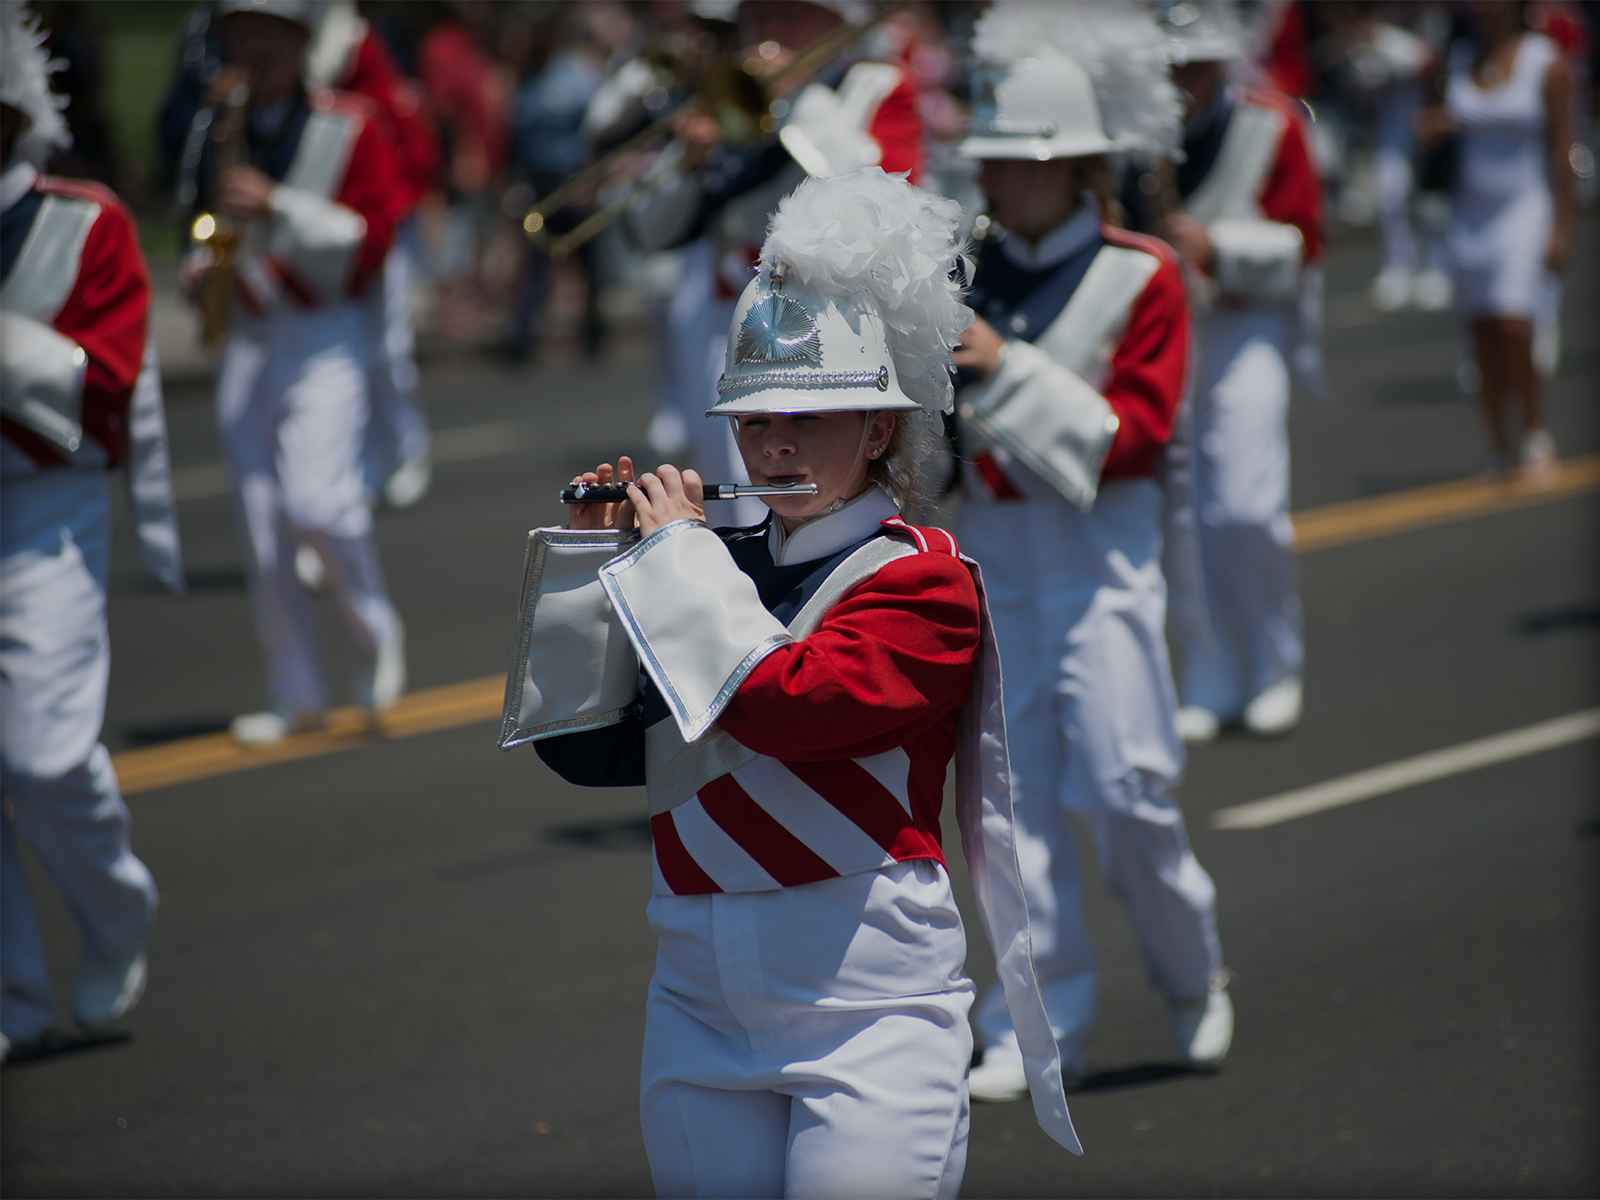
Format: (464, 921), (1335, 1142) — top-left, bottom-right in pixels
(973, 1), (1182, 160)
(759, 168), (972, 416)
(0, 1), (71, 165)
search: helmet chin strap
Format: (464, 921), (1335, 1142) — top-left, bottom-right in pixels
(817, 411), (879, 516)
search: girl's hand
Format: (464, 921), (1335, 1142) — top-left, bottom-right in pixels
(627, 464), (705, 537)
(1414, 105), (1458, 149)
(951, 316), (1007, 378)
(566, 457), (636, 531)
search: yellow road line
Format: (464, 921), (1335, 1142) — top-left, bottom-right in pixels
(1291, 454), (1600, 552)
(115, 455), (1600, 796)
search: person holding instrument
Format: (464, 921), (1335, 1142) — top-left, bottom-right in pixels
(949, 2), (1232, 1103)
(183, 0), (407, 746)
(517, 169), (1079, 1196)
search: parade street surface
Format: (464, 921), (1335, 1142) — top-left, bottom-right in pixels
(3, 218), (1595, 1198)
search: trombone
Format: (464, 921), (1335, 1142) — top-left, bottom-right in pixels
(523, 5), (893, 261)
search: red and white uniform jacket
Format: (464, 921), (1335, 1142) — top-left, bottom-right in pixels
(307, 5), (441, 217)
(1179, 86), (1325, 308)
(508, 486), (1080, 1154)
(227, 89), (403, 316)
(629, 59), (922, 290)
(2, 161), (183, 589)
(957, 200), (1190, 511)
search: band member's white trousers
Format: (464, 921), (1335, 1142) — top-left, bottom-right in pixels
(641, 860), (972, 1199)
(1177, 308), (1304, 718)
(363, 227), (430, 490)
(958, 481), (1220, 1074)
(217, 304), (400, 716)
(1, 471), (158, 1042)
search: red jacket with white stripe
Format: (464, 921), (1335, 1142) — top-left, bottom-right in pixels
(538, 514), (977, 896)
(1, 170), (150, 471)
(230, 89), (403, 315)
(962, 220), (1189, 500)
(334, 30), (441, 215)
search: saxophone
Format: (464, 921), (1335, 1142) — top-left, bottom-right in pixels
(190, 82), (249, 350)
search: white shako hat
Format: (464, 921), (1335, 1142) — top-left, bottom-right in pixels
(709, 167), (971, 419)
(960, 1), (1182, 164)
(1153, 0), (1247, 64)
(0, 1), (71, 167)
(213, 0), (319, 32)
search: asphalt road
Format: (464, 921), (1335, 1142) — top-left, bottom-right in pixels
(2, 217), (1596, 1198)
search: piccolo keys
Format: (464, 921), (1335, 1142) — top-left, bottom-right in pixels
(560, 481), (820, 504)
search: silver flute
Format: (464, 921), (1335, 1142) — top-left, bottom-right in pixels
(560, 482), (819, 504)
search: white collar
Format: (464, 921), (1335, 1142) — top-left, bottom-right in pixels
(766, 485), (900, 566)
(0, 160), (39, 214)
(997, 193), (1101, 271)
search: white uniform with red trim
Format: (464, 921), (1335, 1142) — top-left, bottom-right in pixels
(1174, 87), (1326, 724)
(2, 161), (171, 1044)
(213, 90), (406, 719)
(953, 206), (1222, 1077)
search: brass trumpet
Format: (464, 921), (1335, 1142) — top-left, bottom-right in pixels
(523, 5), (894, 261)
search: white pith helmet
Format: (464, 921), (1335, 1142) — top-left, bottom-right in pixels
(707, 168), (970, 419)
(214, 0), (319, 32)
(1154, 0), (1246, 64)
(0, 1), (71, 166)
(960, 2), (1183, 164)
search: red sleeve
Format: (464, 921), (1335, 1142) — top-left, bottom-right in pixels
(332, 113), (403, 291)
(1098, 239), (1188, 481)
(718, 551), (979, 761)
(1257, 107), (1326, 264)
(869, 74), (924, 183)
(50, 189), (150, 465)
(345, 32), (441, 210)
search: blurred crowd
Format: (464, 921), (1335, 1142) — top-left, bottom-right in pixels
(18, 0), (1598, 363)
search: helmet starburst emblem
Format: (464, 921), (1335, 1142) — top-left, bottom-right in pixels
(735, 294), (823, 367)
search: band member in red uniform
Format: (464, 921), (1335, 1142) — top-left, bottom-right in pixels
(187, 0), (407, 744)
(307, 0), (441, 508)
(951, 2), (1232, 1102)
(510, 169), (1079, 1195)
(2, 1), (181, 1060)
(1150, 0), (1328, 742)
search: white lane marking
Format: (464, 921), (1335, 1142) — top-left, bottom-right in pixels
(1211, 708), (1600, 830)
(168, 420), (534, 501)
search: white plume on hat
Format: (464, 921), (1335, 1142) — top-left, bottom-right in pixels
(758, 168), (971, 417)
(972, 1), (1183, 161)
(0, 0), (71, 166)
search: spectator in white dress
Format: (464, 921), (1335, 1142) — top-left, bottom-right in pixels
(1419, 0), (1574, 485)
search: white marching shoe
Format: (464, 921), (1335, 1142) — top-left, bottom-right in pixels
(73, 939), (150, 1030)
(1169, 979), (1234, 1071)
(384, 454), (432, 509)
(1369, 266), (1412, 312)
(1175, 706), (1221, 743)
(1243, 676), (1301, 736)
(231, 708), (323, 746)
(1411, 268), (1453, 311)
(295, 544), (328, 593)
(968, 1047), (1029, 1103)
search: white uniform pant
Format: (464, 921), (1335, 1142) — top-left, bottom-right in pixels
(217, 304), (400, 715)
(642, 861), (972, 1199)
(363, 226), (430, 491)
(1, 471), (158, 1042)
(957, 482), (1219, 1074)
(1177, 309), (1304, 718)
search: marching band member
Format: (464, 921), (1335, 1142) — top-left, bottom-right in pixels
(515, 169), (1079, 1196)
(950, 2), (1231, 1102)
(628, 0), (923, 527)
(188, 0), (407, 745)
(2, 1), (180, 1059)
(306, 0), (441, 509)
(1152, 0), (1327, 742)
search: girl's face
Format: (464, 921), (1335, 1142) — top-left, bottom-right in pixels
(734, 410), (897, 528)
(977, 158), (1080, 241)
